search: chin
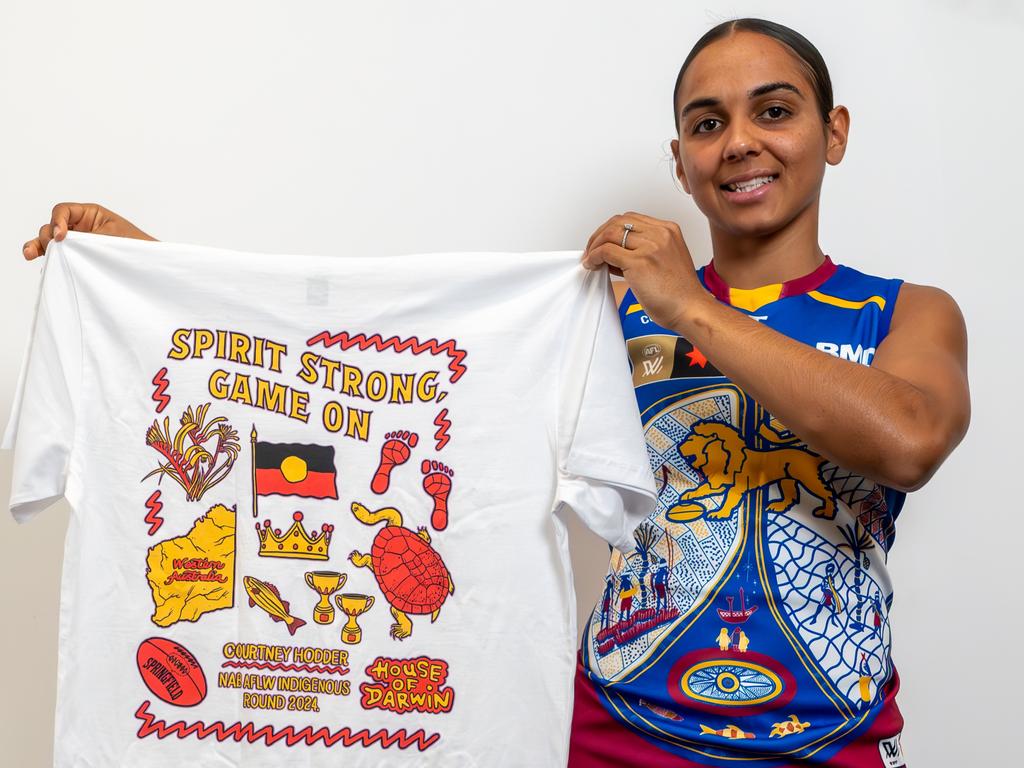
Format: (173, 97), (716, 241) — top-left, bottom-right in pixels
(716, 213), (789, 238)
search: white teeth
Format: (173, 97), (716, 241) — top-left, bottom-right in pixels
(727, 175), (775, 192)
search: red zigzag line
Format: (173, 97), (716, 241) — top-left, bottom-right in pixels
(221, 660), (349, 676)
(143, 491), (164, 536)
(135, 701), (440, 752)
(307, 331), (467, 384)
(151, 367), (170, 413)
(433, 409), (451, 451)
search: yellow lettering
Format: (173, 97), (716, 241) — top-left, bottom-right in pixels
(323, 401), (344, 433)
(346, 409), (371, 441)
(265, 340), (286, 372)
(229, 333), (251, 365)
(229, 373), (253, 405)
(255, 377), (286, 414)
(167, 328), (191, 360)
(209, 369), (230, 399)
(390, 373), (414, 404)
(297, 351), (320, 386)
(289, 389), (309, 422)
(341, 365), (364, 397)
(321, 357), (340, 390)
(417, 371), (439, 401)
(194, 329), (215, 358)
(366, 371), (387, 402)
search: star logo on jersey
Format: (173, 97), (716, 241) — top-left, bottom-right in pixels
(686, 346), (708, 368)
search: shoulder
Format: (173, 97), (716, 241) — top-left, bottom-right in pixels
(880, 281), (968, 366)
(890, 282), (965, 333)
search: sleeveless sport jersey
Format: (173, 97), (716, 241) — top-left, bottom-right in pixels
(571, 256), (910, 768)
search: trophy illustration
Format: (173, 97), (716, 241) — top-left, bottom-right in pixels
(304, 571), (347, 624)
(336, 593), (375, 644)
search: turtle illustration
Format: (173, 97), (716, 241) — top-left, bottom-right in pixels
(348, 502), (454, 640)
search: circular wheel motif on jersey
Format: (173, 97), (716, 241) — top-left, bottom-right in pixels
(668, 648), (795, 715)
(683, 660), (779, 705)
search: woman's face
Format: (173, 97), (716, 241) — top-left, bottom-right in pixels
(671, 31), (848, 238)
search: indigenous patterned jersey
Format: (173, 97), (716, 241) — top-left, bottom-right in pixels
(573, 256), (910, 768)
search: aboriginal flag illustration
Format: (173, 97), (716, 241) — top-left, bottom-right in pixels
(254, 441), (338, 499)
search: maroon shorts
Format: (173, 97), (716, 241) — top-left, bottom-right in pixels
(569, 657), (906, 767)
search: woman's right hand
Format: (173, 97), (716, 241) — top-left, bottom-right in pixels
(22, 203), (156, 260)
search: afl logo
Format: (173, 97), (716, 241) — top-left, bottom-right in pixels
(667, 648), (795, 715)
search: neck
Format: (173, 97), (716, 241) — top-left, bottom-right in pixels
(707, 199), (824, 287)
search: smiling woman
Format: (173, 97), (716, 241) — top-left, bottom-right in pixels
(671, 22), (848, 247)
(573, 17), (969, 768)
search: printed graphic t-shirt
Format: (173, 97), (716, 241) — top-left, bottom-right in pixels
(572, 257), (910, 768)
(2, 231), (657, 768)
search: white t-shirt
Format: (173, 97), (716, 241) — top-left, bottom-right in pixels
(2, 231), (656, 768)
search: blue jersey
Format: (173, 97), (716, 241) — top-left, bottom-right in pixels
(577, 256), (908, 766)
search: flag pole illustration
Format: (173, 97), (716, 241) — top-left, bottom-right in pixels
(251, 425), (258, 518)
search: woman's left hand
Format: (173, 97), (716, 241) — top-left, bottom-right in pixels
(582, 212), (707, 330)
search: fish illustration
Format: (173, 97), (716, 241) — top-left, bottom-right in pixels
(770, 714), (811, 738)
(639, 699), (683, 721)
(243, 576), (306, 635)
(699, 724), (755, 740)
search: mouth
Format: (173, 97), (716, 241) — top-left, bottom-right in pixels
(720, 175), (774, 192)
(720, 172), (774, 201)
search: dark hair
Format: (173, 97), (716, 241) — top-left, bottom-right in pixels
(673, 18), (834, 132)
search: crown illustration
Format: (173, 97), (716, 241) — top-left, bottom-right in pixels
(256, 512), (334, 561)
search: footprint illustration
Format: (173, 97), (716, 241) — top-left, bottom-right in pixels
(371, 431), (418, 494)
(421, 460), (454, 531)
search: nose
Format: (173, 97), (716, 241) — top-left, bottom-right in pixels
(722, 118), (762, 161)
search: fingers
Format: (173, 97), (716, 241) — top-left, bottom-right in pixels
(620, 211), (665, 226)
(585, 217), (649, 261)
(23, 223), (52, 261)
(584, 215), (625, 255)
(585, 213), (659, 256)
(22, 237), (42, 260)
(51, 202), (92, 241)
(22, 202), (98, 260)
(582, 235), (652, 271)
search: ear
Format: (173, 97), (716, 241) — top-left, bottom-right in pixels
(671, 138), (692, 195)
(824, 105), (850, 166)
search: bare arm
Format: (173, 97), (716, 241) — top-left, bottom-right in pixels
(587, 213), (971, 493)
(674, 282), (970, 491)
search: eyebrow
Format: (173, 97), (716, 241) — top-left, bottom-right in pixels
(679, 81), (804, 119)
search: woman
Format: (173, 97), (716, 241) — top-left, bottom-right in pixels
(571, 18), (968, 768)
(22, 18), (969, 767)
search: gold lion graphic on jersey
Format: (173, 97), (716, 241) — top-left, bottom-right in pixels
(670, 421), (836, 521)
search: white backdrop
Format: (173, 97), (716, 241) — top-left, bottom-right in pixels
(1, 1), (1020, 765)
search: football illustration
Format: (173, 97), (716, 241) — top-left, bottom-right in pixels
(136, 637), (207, 707)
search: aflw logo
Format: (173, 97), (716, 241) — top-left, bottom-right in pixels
(816, 341), (876, 366)
(877, 734), (906, 767)
(641, 357), (665, 377)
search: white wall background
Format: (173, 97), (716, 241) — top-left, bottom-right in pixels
(1, 1), (1020, 765)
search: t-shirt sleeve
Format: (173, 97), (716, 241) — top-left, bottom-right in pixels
(1, 246), (82, 523)
(555, 266), (656, 551)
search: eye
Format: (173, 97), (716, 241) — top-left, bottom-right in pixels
(693, 117), (721, 135)
(760, 105), (791, 121)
